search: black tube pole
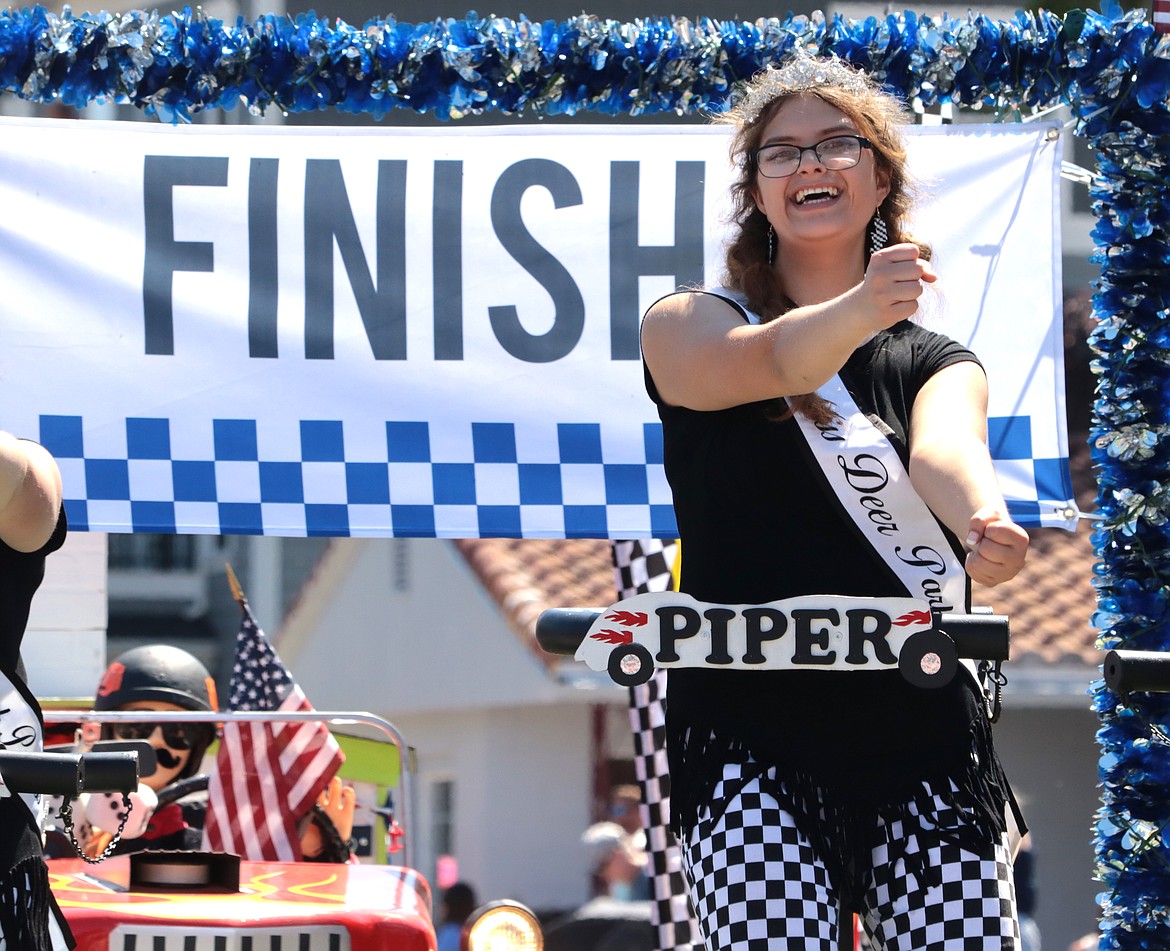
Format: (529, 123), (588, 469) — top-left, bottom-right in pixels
(0, 751), (139, 798)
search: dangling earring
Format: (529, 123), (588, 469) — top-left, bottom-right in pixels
(767, 224), (776, 266)
(868, 211), (888, 257)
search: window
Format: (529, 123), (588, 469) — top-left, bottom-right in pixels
(432, 778), (455, 858)
(108, 534), (199, 571)
(429, 778), (456, 889)
(107, 534), (232, 619)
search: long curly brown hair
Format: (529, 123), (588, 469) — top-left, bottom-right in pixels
(716, 63), (930, 423)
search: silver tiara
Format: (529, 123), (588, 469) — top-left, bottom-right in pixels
(729, 47), (877, 125)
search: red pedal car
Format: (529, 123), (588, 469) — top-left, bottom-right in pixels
(40, 708), (543, 951)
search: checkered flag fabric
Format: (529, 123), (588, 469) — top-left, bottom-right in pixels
(611, 538), (701, 951)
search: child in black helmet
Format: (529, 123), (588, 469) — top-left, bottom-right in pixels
(61, 643), (356, 863)
(77, 644), (219, 856)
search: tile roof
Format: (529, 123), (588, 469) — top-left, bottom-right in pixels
(453, 538), (617, 671)
(454, 439), (1103, 675)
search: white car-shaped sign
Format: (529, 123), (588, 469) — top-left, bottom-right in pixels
(575, 592), (943, 686)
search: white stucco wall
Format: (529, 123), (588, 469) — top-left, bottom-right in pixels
(391, 704), (605, 913)
(277, 538), (596, 714)
(24, 530), (107, 698)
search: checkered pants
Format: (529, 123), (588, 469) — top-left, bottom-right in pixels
(680, 762), (1019, 951)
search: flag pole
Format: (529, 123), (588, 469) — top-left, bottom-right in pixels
(225, 563), (247, 608)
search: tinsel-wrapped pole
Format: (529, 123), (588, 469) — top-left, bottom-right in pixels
(0, 2), (1169, 946)
(1075, 10), (1170, 950)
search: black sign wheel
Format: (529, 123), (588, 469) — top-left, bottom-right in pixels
(899, 630), (958, 689)
(607, 643), (655, 687)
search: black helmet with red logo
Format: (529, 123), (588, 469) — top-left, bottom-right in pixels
(94, 645), (218, 713)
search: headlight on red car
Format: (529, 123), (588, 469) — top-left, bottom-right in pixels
(462, 900), (543, 951)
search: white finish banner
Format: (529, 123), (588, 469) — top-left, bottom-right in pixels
(0, 118), (1071, 538)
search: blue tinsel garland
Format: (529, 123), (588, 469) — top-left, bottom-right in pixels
(0, 3), (1150, 121)
(2, 2), (1170, 946)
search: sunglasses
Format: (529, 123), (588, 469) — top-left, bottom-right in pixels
(112, 721), (203, 751)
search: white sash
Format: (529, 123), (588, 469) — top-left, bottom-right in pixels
(0, 669), (45, 828)
(791, 379), (994, 701)
(791, 376), (969, 616)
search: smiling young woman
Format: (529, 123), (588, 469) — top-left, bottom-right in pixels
(638, 52), (1029, 951)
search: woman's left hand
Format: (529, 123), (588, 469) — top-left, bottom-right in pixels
(964, 508), (1029, 586)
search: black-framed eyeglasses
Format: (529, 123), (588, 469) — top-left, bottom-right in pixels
(112, 721), (202, 751)
(752, 135), (873, 179)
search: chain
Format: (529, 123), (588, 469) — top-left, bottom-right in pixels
(58, 796), (134, 864)
(979, 660), (1007, 723)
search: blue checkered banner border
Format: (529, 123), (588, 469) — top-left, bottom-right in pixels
(0, 119), (1074, 537)
(42, 412), (1068, 537)
(44, 415), (676, 538)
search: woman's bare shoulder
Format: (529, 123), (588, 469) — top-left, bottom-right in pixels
(643, 289), (747, 332)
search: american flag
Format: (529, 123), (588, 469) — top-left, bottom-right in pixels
(202, 595), (344, 860)
(1157, 0), (1170, 33)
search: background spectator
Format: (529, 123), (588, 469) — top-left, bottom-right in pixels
(437, 880), (478, 951)
(582, 822), (650, 901)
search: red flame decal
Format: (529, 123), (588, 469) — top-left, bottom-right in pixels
(606, 611), (648, 626)
(893, 609), (932, 627)
(591, 629), (633, 645)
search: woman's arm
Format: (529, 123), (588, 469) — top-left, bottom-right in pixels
(0, 432), (62, 552)
(641, 245), (936, 411)
(908, 361), (1029, 587)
